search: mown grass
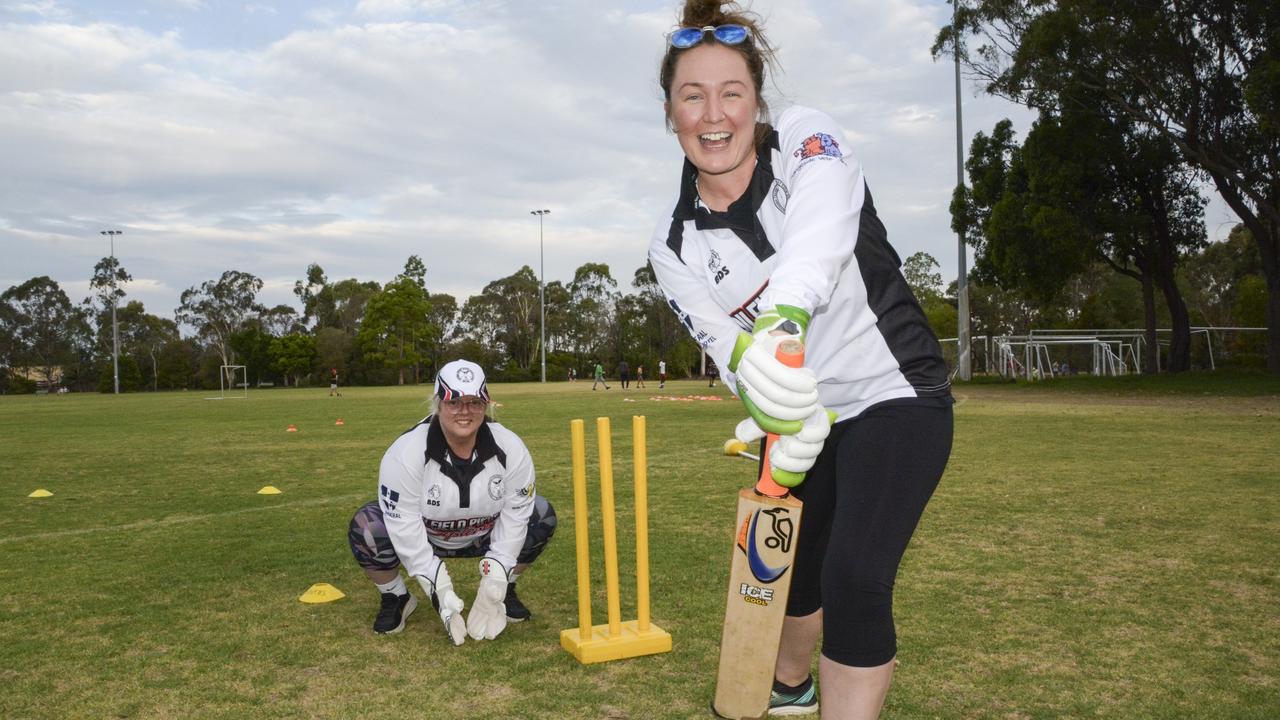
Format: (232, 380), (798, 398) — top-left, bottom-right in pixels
(0, 378), (1276, 719)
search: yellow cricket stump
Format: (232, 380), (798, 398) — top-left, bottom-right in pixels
(560, 416), (672, 664)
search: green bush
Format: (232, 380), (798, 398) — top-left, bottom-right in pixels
(3, 372), (37, 394)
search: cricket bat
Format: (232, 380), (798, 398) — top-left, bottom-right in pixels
(712, 339), (805, 719)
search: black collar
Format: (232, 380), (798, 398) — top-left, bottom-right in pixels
(668, 125), (779, 263)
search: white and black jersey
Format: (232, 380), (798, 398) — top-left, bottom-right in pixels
(377, 416), (536, 584)
(649, 105), (951, 420)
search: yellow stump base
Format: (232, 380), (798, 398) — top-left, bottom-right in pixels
(560, 620), (672, 664)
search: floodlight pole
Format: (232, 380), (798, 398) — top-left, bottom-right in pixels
(530, 209), (551, 383)
(100, 230), (123, 394)
(953, 1), (972, 381)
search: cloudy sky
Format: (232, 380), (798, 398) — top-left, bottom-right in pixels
(0, 0), (1238, 320)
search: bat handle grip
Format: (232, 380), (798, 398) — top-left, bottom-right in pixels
(755, 338), (805, 499)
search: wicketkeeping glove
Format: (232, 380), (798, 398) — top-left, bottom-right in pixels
(417, 563), (466, 646)
(735, 406), (835, 487)
(729, 306), (819, 436)
(467, 557), (509, 641)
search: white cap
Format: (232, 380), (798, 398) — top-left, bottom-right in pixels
(435, 359), (490, 401)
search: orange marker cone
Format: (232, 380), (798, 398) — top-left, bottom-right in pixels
(287, 424), (298, 433)
(335, 419), (345, 426)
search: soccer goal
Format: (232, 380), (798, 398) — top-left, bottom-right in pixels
(207, 365), (248, 400)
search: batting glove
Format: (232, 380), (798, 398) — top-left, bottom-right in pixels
(418, 563), (466, 646)
(735, 406), (835, 487)
(467, 557), (509, 641)
(729, 306), (818, 436)
(771, 407), (836, 486)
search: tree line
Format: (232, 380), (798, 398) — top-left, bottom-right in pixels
(1, 232), (1265, 396)
(938, 0), (1278, 373)
(0, 255), (708, 394)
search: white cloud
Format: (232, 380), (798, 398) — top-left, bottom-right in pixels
(353, 0), (460, 19)
(1, 0), (1228, 321)
(1, 0), (69, 18)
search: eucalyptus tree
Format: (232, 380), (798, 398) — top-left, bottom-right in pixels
(940, 0), (1280, 370)
(175, 270), (265, 387)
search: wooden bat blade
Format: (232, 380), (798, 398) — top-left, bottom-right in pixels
(712, 488), (803, 719)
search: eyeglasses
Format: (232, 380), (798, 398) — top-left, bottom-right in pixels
(667, 24), (750, 49)
(443, 398), (487, 413)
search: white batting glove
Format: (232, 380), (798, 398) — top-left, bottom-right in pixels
(735, 406), (834, 488)
(728, 308), (819, 435)
(771, 407), (834, 486)
(418, 563), (466, 646)
(467, 558), (509, 641)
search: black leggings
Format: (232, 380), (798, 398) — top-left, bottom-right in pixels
(786, 400), (953, 667)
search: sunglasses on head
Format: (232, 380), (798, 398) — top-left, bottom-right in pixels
(667, 24), (750, 49)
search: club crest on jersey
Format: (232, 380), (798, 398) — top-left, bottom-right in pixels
(795, 133), (841, 161)
(736, 506), (795, 584)
(488, 475), (503, 501)
(380, 484), (400, 511)
(771, 179), (790, 213)
(707, 249), (723, 272)
(427, 483), (442, 507)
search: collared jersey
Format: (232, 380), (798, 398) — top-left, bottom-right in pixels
(377, 416), (536, 583)
(649, 105), (951, 420)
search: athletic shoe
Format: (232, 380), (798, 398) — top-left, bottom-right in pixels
(504, 583), (531, 622)
(373, 592), (417, 634)
(768, 678), (818, 716)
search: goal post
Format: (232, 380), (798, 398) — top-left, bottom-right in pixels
(218, 365), (247, 399)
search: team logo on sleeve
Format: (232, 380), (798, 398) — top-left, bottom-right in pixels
(488, 475), (504, 501)
(795, 133), (842, 161)
(380, 484), (400, 511)
(518, 481), (535, 498)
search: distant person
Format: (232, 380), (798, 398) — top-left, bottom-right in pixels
(658, 359), (667, 389)
(329, 367), (341, 397)
(636, 365), (647, 388)
(706, 359), (719, 388)
(618, 360), (631, 389)
(592, 361), (610, 390)
(568, 367), (577, 382)
(346, 360), (557, 642)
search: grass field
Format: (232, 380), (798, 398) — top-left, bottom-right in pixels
(1, 375), (1277, 719)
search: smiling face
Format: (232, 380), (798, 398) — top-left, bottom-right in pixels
(666, 43), (760, 195)
(438, 396), (487, 451)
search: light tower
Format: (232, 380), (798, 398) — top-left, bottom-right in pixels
(530, 209), (551, 383)
(100, 230), (124, 394)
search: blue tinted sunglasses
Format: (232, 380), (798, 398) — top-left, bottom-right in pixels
(668, 24), (750, 49)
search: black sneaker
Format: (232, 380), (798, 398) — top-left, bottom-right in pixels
(769, 676), (818, 716)
(373, 592), (417, 634)
(504, 583), (531, 622)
